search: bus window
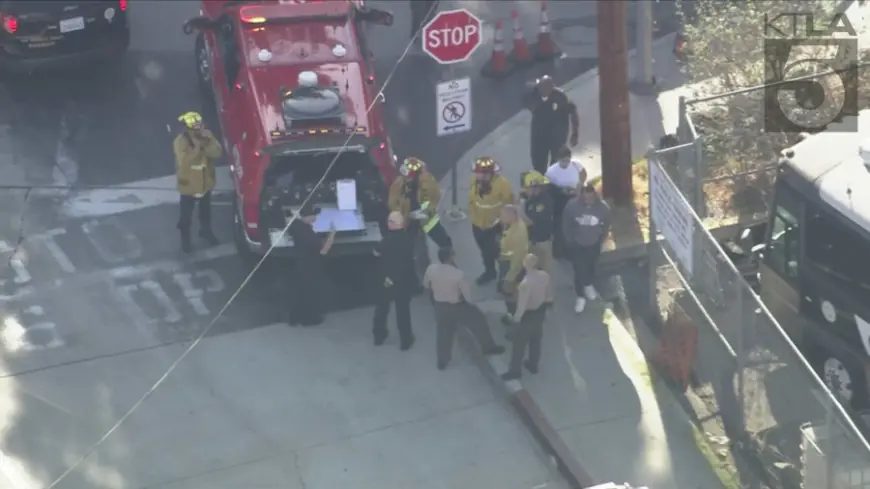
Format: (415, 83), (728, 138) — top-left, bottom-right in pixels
(766, 208), (800, 281)
(805, 211), (870, 293)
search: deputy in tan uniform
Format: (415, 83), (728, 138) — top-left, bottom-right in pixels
(173, 111), (222, 253)
(502, 254), (551, 381)
(497, 204), (529, 323)
(423, 247), (505, 370)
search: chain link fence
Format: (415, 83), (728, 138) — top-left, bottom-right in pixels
(646, 147), (870, 489)
(662, 96), (777, 224)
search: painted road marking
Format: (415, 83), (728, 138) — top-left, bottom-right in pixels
(81, 216), (144, 264)
(0, 243), (236, 303)
(61, 171), (235, 219)
(1, 265), (231, 354)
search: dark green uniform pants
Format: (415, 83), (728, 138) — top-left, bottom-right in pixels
(433, 301), (499, 368)
(507, 307), (546, 375)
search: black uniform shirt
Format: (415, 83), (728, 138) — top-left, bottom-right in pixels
(524, 192), (554, 243)
(525, 87), (574, 139)
(288, 219), (323, 266)
(406, 178), (420, 211)
(375, 229), (416, 287)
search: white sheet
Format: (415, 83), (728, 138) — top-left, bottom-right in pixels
(336, 179), (357, 211)
(313, 208), (365, 233)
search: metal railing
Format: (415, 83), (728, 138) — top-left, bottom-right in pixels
(646, 148), (870, 489)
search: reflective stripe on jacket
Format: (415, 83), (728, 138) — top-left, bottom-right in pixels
(388, 172), (441, 220)
(173, 129), (222, 196)
(468, 174), (514, 229)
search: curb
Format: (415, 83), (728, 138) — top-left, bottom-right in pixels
(454, 325), (595, 489)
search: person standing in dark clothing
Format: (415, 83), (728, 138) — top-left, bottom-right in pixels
(373, 211), (417, 350)
(287, 204), (337, 326)
(410, 0), (439, 37)
(519, 171), (554, 303)
(561, 184), (611, 314)
(524, 76), (580, 174)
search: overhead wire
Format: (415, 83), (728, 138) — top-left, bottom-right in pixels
(42, 3), (440, 488)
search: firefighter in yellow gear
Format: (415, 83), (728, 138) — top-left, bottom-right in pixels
(173, 111), (222, 253)
(388, 157), (452, 248)
(497, 205), (529, 323)
(468, 156), (514, 285)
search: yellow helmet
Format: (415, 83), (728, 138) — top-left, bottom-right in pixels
(178, 111), (203, 129)
(400, 157), (425, 177)
(472, 156), (499, 173)
(523, 171), (550, 188)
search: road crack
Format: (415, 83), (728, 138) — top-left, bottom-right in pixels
(292, 451), (308, 489)
(3, 187), (32, 297)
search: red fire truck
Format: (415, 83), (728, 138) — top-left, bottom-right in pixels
(183, 0), (397, 260)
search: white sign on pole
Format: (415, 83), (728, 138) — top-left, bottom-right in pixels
(649, 161), (694, 276)
(436, 77), (471, 137)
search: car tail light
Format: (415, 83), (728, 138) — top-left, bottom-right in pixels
(119, 0), (127, 12)
(2, 15), (18, 34)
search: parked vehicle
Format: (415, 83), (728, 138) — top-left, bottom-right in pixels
(183, 0), (398, 261)
(731, 111), (870, 410)
(0, 0), (130, 72)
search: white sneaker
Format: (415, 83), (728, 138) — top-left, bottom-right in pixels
(584, 285), (598, 300)
(574, 297), (586, 313)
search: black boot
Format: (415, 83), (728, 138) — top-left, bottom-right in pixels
(199, 228), (219, 246)
(476, 270), (496, 285)
(181, 232), (192, 253)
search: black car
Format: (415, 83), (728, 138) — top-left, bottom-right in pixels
(0, 0), (129, 72)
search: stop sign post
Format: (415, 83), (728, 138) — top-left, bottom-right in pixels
(422, 9), (483, 64)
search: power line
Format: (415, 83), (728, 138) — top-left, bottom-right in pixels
(41, 4), (439, 487)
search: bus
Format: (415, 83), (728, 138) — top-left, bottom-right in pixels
(751, 111), (870, 411)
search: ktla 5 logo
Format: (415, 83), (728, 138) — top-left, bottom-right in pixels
(764, 38), (859, 133)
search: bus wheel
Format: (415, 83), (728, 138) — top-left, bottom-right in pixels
(820, 355), (868, 410)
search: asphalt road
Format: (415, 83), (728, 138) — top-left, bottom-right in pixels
(0, 2), (684, 487)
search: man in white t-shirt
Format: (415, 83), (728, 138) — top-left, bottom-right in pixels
(545, 147), (587, 257)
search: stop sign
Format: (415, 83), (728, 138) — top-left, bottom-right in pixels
(422, 9), (483, 64)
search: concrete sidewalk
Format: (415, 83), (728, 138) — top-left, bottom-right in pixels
(432, 34), (730, 489)
(0, 306), (568, 489)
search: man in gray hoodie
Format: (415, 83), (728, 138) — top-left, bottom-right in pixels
(561, 184), (611, 313)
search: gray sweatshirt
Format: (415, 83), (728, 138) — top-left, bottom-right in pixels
(561, 195), (611, 247)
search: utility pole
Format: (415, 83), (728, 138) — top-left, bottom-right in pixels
(597, 0), (633, 206)
(629, 0), (656, 94)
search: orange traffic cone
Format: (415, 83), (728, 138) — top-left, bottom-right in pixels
(481, 21), (515, 79)
(534, 0), (561, 61)
(509, 9), (534, 66)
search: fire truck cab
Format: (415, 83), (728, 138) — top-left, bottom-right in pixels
(183, 0), (397, 260)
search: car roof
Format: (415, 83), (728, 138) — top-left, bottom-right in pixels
(237, 4), (373, 145)
(779, 109), (870, 233)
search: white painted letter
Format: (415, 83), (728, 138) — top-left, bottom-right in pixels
(115, 283), (153, 325)
(0, 240), (32, 284)
(81, 217), (144, 264)
(140, 280), (181, 323)
(173, 272), (209, 316)
(31, 228), (76, 273)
